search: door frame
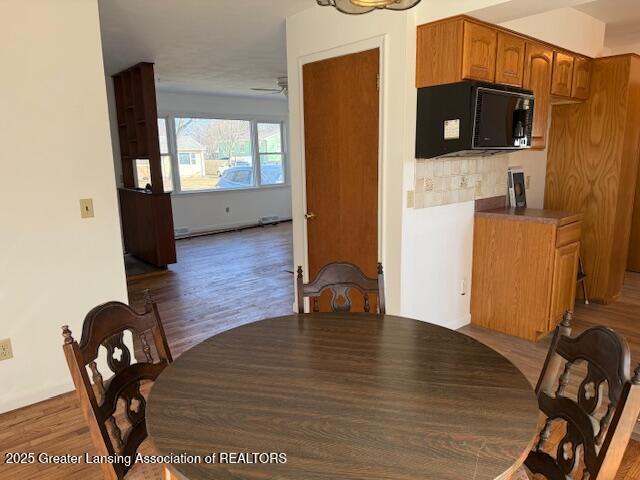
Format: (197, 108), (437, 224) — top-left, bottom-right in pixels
(297, 35), (387, 282)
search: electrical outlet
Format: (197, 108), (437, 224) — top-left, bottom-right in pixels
(0, 338), (13, 361)
(79, 198), (94, 218)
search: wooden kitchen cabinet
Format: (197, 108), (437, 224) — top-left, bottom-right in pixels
(571, 56), (592, 99)
(551, 51), (575, 97)
(461, 21), (497, 83)
(416, 18), (497, 87)
(471, 208), (583, 341)
(523, 42), (553, 149)
(549, 241), (580, 323)
(495, 31), (526, 87)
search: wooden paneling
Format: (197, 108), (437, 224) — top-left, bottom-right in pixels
(630, 162), (640, 271)
(572, 56), (592, 100)
(523, 42), (553, 149)
(551, 51), (575, 97)
(302, 49), (379, 310)
(495, 31), (526, 87)
(546, 55), (640, 303)
(461, 21), (497, 82)
(549, 242), (580, 325)
(416, 19), (463, 87)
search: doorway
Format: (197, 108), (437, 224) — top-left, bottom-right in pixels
(302, 48), (380, 310)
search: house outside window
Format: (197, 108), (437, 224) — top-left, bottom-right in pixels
(156, 116), (287, 193)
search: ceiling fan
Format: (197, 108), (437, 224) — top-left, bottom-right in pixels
(251, 77), (288, 96)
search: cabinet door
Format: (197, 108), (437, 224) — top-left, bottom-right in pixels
(523, 42), (553, 149)
(495, 32), (525, 87)
(571, 57), (592, 100)
(549, 242), (580, 330)
(461, 21), (497, 82)
(551, 51), (575, 97)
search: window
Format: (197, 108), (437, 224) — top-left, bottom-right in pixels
(158, 118), (173, 192)
(257, 123), (285, 186)
(178, 152), (197, 165)
(156, 116), (286, 193)
(174, 117), (253, 191)
(133, 159), (151, 189)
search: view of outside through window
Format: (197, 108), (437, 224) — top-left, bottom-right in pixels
(152, 117), (285, 192)
(175, 117), (253, 191)
(159, 118), (173, 192)
(133, 119), (173, 192)
(258, 123), (285, 186)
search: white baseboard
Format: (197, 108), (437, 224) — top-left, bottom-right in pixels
(448, 313), (471, 331)
(0, 381), (73, 415)
(175, 217), (292, 239)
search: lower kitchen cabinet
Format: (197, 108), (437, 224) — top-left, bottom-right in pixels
(471, 208), (582, 341)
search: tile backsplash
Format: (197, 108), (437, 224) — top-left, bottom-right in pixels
(414, 156), (509, 208)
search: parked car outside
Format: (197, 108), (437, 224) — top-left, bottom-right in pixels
(216, 158), (251, 177)
(217, 164), (284, 189)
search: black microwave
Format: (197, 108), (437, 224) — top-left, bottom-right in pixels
(415, 81), (535, 159)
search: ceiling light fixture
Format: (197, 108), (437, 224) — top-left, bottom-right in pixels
(316, 0), (422, 14)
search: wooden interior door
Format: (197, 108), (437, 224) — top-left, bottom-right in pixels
(302, 48), (380, 311)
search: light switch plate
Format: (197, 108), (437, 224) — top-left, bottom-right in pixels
(79, 198), (94, 218)
(0, 338), (13, 361)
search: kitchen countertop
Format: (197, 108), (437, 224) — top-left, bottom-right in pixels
(475, 207), (583, 226)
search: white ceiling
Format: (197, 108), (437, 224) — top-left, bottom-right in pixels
(574, 0), (640, 49)
(98, 0), (312, 97)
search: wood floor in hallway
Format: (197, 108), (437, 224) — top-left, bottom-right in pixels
(1, 222), (638, 479)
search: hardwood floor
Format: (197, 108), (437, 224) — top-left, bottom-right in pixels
(1, 222), (639, 479)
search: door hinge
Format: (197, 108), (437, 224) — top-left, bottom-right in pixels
(376, 73), (380, 92)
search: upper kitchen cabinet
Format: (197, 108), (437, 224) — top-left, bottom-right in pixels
(551, 51), (575, 97)
(523, 42), (553, 149)
(571, 56), (592, 100)
(461, 22), (497, 83)
(416, 18), (498, 87)
(495, 32), (526, 87)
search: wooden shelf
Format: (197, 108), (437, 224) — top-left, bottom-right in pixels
(113, 62), (176, 267)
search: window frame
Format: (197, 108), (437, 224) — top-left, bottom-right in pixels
(158, 113), (288, 195)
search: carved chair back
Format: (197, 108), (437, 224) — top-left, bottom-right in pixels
(526, 311), (640, 480)
(297, 262), (385, 314)
(61, 293), (172, 480)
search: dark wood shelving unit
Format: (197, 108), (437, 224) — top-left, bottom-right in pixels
(113, 62), (176, 267)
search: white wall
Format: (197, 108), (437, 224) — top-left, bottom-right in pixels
(107, 89), (292, 234)
(0, 0), (127, 413)
(500, 7), (606, 57)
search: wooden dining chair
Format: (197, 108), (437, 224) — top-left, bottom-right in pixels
(514, 311), (640, 480)
(61, 292), (173, 480)
(296, 262), (385, 314)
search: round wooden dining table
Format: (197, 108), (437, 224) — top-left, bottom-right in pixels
(147, 313), (539, 480)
